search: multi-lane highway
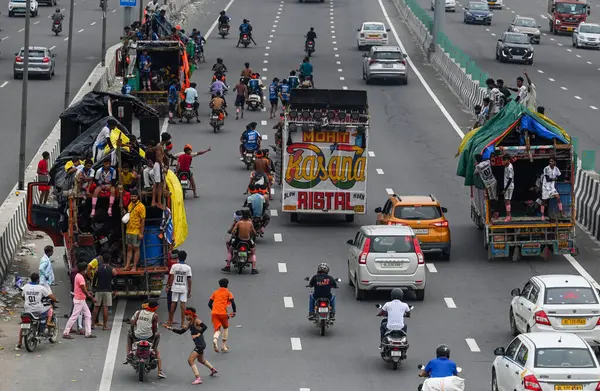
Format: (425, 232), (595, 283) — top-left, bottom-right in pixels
(413, 0), (600, 170)
(4, 0), (600, 389)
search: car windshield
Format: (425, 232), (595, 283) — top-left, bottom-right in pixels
(369, 235), (415, 253)
(535, 348), (596, 368)
(504, 34), (529, 44)
(394, 206), (442, 220)
(555, 3), (586, 14)
(19, 50), (46, 57)
(373, 51), (403, 60)
(469, 3), (489, 10)
(363, 24), (384, 31)
(12, 0), (26, 2)
(515, 18), (536, 27)
(580, 25), (600, 34)
(544, 287), (598, 305)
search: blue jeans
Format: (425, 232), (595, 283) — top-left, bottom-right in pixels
(309, 294), (335, 315)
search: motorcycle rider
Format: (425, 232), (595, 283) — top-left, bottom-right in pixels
(52, 8), (64, 31)
(418, 345), (459, 382)
(244, 191), (270, 234)
(180, 82), (201, 123)
(250, 149), (273, 199)
(210, 91), (228, 117)
(237, 18), (257, 46)
(218, 10), (230, 30)
(176, 144), (211, 199)
(125, 300), (166, 379)
(240, 62), (253, 84)
(305, 27), (317, 51)
(288, 70), (300, 89)
(212, 58), (228, 81)
(239, 123), (261, 160)
(378, 288), (410, 348)
(308, 263), (337, 320)
(223, 209), (258, 274)
(299, 57), (314, 87)
(248, 73), (264, 107)
(17, 272), (58, 349)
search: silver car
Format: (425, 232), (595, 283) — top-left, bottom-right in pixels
(346, 225), (426, 301)
(573, 23), (600, 49)
(362, 46), (408, 85)
(14, 46), (56, 79)
(508, 16), (541, 44)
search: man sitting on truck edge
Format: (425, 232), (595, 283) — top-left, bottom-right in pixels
(90, 159), (117, 218)
(474, 154), (499, 219)
(124, 189), (146, 271)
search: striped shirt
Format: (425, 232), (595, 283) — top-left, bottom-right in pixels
(382, 300), (410, 330)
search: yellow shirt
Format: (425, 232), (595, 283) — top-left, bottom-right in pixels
(121, 171), (135, 186)
(87, 258), (98, 279)
(126, 201), (146, 235)
(65, 160), (81, 172)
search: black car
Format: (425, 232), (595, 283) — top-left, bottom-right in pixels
(495, 32), (534, 65)
(463, 2), (493, 25)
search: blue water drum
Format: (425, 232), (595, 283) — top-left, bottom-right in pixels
(139, 226), (164, 267)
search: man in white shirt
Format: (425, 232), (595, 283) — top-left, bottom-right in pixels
(474, 154), (498, 218)
(17, 273), (58, 349)
(166, 251), (193, 326)
(180, 82), (200, 123)
(502, 155), (515, 222)
(92, 120), (116, 162)
(512, 75), (528, 106)
(486, 78), (503, 117)
(522, 71), (537, 111)
(379, 288), (410, 348)
(145, 0), (159, 13)
(541, 158), (563, 221)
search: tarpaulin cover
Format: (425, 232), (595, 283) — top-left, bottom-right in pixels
(456, 101), (571, 188)
(165, 170), (188, 247)
(422, 376), (465, 391)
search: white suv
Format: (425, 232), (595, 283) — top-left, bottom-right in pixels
(8, 0), (39, 17)
(346, 225), (426, 301)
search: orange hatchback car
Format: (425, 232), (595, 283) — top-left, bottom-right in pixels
(375, 194), (451, 260)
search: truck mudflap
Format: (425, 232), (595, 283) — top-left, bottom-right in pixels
(485, 225), (577, 261)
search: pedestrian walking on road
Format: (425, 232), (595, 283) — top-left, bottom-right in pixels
(165, 307), (218, 384)
(208, 278), (236, 353)
(63, 262), (97, 339)
(39, 245), (55, 287)
(166, 250), (192, 326)
(91, 254), (117, 330)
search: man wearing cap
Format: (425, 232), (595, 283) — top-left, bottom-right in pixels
(125, 300), (166, 379)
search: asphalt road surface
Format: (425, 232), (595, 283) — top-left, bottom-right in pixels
(4, 0), (600, 390)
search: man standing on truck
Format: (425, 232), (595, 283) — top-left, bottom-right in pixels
(474, 154), (499, 218)
(540, 158), (564, 221)
(167, 250), (193, 327)
(124, 189), (146, 271)
(502, 155), (515, 222)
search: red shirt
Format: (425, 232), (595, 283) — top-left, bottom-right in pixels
(178, 153), (193, 172)
(37, 159), (49, 175)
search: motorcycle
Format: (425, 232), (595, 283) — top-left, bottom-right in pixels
(305, 277), (341, 336)
(211, 72), (227, 84)
(127, 340), (159, 382)
(177, 171), (192, 199)
(240, 33), (251, 48)
(247, 93), (262, 111)
(52, 20), (62, 35)
(231, 241), (252, 274)
(20, 302), (59, 352)
(417, 365), (464, 391)
(242, 149), (256, 170)
(377, 303), (413, 370)
(210, 110), (225, 133)
(305, 41), (315, 57)
(219, 24), (230, 38)
(183, 103), (196, 123)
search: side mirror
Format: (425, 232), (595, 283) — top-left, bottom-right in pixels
(441, 207), (448, 213)
(511, 288), (521, 296)
(346, 239), (354, 245)
(408, 305), (415, 311)
(386, 28), (391, 32)
(375, 304), (382, 308)
(417, 364), (425, 370)
(538, 25), (541, 28)
(497, 38), (503, 42)
(304, 276), (310, 281)
(596, 288), (600, 297)
(14, 52), (18, 56)
(375, 207), (382, 213)
(494, 347), (506, 356)
(336, 278), (342, 283)
(403, 53), (407, 58)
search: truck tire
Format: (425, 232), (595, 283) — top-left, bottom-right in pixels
(290, 213), (298, 222)
(345, 214), (354, 223)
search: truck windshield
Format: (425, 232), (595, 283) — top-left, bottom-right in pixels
(555, 3), (586, 14)
(580, 24), (600, 33)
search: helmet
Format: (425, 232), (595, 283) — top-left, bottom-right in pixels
(251, 73), (258, 79)
(184, 144), (192, 151)
(217, 58), (223, 63)
(220, 10), (225, 15)
(317, 263), (330, 274)
(243, 19), (249, 23)
(436, 344), (451, 359)
(255, 150), (264, 158)
(56, 8), (60, 12)
(390, 288), (404, 301)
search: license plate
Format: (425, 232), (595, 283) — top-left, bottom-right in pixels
(99, 237), (108, 244)
(562, 318), (586, 325)
(555, 386), (583, 391)
(413, 229), (429, 235)
(476, 16), (483, 19)
(21, 323), (30, 329)
(567, 27), (573, 31)
(368, 34), (378, 38)
(390, 351), (402, 356)
(238, 252), (247, 257)
(382, 261), (402, 268)
(318, 307), (329, 313)
(211, 116), (219, 120)
(383, 64), (393, 68)
(181, 180), (189, 185)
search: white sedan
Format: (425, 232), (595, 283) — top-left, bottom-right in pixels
(509, 274), (600, 348)
(356, 22), (391, 51)
(431, 0), (457, 12)
(573, 23), (600, 49)
(492, 332), (600, 391)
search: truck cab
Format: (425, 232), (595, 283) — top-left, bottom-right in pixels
(548, 0), (590, 34)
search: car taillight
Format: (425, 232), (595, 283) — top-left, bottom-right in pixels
(432, 221), (448, 227)
(359, 238), (371, 264)
(595, 381), (600, 391)
(523, 374), (542, 390)
(534, 310), (551, 326)
(596, 317), (600, 326)
(16, 56), (23, 62)
(21, 316), (31, 323)
(413, 237), (424, 264)
(240, 246), (247, 251)
(319, 301), (328, 307)
(42, 57), (50, 63)
(369, 60), (377, 65)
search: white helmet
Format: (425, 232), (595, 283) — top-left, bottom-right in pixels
(317, 263), (330, 274)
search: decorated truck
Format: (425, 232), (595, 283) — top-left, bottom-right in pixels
(547, 0), (590, 34)
(281, 89), (369, 222)
(456, 101), (578, 261)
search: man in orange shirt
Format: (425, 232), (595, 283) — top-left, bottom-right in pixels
(208, 278), (236, 353)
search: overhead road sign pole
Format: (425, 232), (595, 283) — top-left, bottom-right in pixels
(428, 0), (445, 60)
(18, 0), (32, 191)
(64, 0), (75, 108)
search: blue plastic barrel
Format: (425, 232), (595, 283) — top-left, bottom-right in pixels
(139, 226), (164, 267)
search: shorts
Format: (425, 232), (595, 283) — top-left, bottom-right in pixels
(504, 188), (514, 201)
(193, 343), (206, 354)
(169, 102), (177, 113)
(486, 181), (498, 200)
(212, 313), (229, 331)
(235, 95), (246, 107)
(126, 233), (141, 247)
(270, 99), (278, 106)
(171, 291), (188, 303)
(95, 291), (112, 307)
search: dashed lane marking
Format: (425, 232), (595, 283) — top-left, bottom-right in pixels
(465, 338), (481, 352)
(334, 54), (339, 57)
(261, 120), (267, 125)
(274, 233), (283, 242)
(426, 264), (438, 273)
(558, 43), (563, 46)
(291, 338), (302, 350)
(270, 188), (275, 195)
(566, 48), (572, 52)
(587, 61), (592, 64)
(18, 28), (24, 32)
(368, 151), (375, 157)
(261, 135), (268, 140)
(575, 96), (582, 100)
(266, 46), (270, 50)
(268, 40), (272, 43)
(576, 54), (581, 58)
(271, 209), (279, 216)
(33, 21), (40, 25)
(264, 60), (268, 63)
(0, 82), (8, 88)
(376, 168), (384, 175)
(338, 68), (342, 72)
(342, 86), (348, 90)
(91, 21), (96, 25)
(278, 263), (287, 273)
(64, 37), (69, 41)
(264, 53), (269, 56)
(339, 76), (344, 80)
(284, 297), (294, 308)
(591, 106), (598, 110)
(386, 188), (394, 195)
(300, 389), (311, 391)
(78, 29), (84, 33)
(560, 86), (568, 90)
(548, 78), (555, 81)
(263, 67), (267, 71)
(444, 298), (457, 308)
(537, 70), (544, 73)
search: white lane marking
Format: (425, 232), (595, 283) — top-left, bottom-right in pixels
(565, 254), (600, 289)
(284, 297), (294, 308)
(271, 209), (279, 216)
(332, 41), (337, 44)
(485, 28), (490, 32)
(537, 70), (544, 73)
(511, 10), (515, 13)
(300, 389), (311, 391)
(111, 8), (116, 12)
(98, 300), (127, 391)
(266, 46), (270, 49)
(426, 263), (438, 273)
(339, 76), (344, 80)
(491, 33), (496, 36)
(587, 61), (592, 64)
(2, 36), (9, 41)
(262, 76), (267, 80)
(558, 43), (563, 46)
(338, 68), (342, 72)
(64, 37), (69, 41)
(265, 53), (269, 56)
(268, 40), (272, 43)
(342, 86), (348, 90)
(336, 61), (341, 64)
(376, 168), (384, 175)
(269, 34), (274, 38)
(331, 30), (336, 33)
(444, 297), (457, 308)
(576, 54), (581, 58)
(91, 21), (96, 26)
(264, 60), (268, 63)
(560, 86), (568, 90)
(591, 106), (598, 110)
(270, 188), (275, 195)
(335, 54), (339, 57)
(18, 28), (24, 32)
(0, 81), (8, 88)
(333, 47), (338, 50)
(465, 338), (481, 352)
(575, 96), (582, 100)
(368, 151), (375, 157)
(278, 263), (287, 273)
(550, 37), (555, 41)
(271, 29), (275, 32)
(33, 21), (40, 25)
(263, 68), (268, 71)
(290, 338), (302, 350)
(49, 46), (56, 50)
(78, 29), (84, 33)
(274, 233), (283, 242)
(261, 120), (268, 125)
(332, 35), (336, 38)
(272, 24), (277, 28)
(261, 134), (268, 140)
(548, 78), (555, 81)
(566, 48), (572, 52)
(385, 188), (394, 195)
